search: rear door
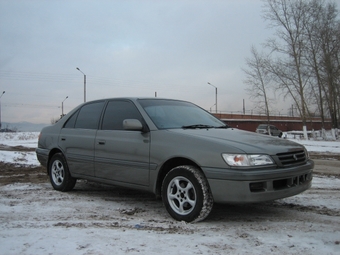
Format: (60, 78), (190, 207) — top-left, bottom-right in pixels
(59, 101), (105, 177)
(94, 100), (150, 186)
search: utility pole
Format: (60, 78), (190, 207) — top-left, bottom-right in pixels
(76, 67), (86, 102)
(0, 91), (5, 130)
(207, 82), (218, 113)
(62, 96), (68, 117)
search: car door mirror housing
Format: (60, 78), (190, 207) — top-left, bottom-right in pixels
(123, 119), (143, 131)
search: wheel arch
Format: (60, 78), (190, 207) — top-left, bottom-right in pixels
(155, 157), (205, 199)
(47, 148), (64, 175)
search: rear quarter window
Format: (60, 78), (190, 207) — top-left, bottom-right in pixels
(63, 111), (78, 128)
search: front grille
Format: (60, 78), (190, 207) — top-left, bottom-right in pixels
(276, 150), (306, 166)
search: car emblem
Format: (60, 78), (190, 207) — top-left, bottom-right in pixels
(293, 154), (298, 161)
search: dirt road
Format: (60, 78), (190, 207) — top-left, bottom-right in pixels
(313, 159), (340, 176)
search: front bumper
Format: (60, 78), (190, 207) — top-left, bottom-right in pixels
(203, 160), (314, 203)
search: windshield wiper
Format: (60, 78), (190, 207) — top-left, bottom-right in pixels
(182, 124), (215, 129)
(216, 125), (231, 129)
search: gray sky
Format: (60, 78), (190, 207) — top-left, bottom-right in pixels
(1, 0), (338, 124)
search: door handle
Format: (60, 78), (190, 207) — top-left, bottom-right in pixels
(98, 140), (106, 145)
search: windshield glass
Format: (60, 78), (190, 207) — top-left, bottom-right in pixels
(139, 99), (227, 129)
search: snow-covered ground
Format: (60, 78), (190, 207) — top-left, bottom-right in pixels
(0, 132), (39, 166)
(0, 132), (340, 255)
(0, 132), (38, 148)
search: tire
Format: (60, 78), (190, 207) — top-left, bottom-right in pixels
(48, 153), (76, 192)
(279, 132), (283, 138)
(161, 165), (213, 222)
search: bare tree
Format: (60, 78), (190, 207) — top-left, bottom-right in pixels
(243, 46), (274, 123)
(50, 117), (58, 124)
(302, 0), (326, 127)
(243, 0), (340, 132)
(319, 6), (340, 128)
(302, 0), (340, 129)
(263, 0), (315, 138)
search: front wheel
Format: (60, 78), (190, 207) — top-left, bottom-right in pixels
(161, 165), (213, 222)
(48, 153), (76, 192)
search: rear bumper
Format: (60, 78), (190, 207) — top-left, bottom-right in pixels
(203, 160), (314, 203)
(36, 148), (49, 168)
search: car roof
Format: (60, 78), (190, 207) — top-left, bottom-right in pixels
(81, 97), (189, 104)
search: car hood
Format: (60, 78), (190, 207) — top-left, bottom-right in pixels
(168, 128), (304, 155)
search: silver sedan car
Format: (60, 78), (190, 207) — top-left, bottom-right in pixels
(36, 98), (313, 222)
(256, 124), (283, 137)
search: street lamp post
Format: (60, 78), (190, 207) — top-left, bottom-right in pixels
(0, 91), (5, 130)
(76, 67), (86, 102)
(207, 82), (217, 113)
(61, 96), (68, 117)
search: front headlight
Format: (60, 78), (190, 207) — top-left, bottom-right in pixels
(222, 154), (274, 167)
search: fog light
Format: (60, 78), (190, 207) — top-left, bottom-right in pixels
(249, 182), (266, 192)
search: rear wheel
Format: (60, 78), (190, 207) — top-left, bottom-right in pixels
(162, 165), (213, 222)
(48, 153), (76, 192)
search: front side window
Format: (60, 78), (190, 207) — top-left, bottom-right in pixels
(101, 100), (143, 130)
(74, 101), (105, 129)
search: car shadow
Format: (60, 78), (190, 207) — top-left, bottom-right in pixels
(67, 180), (295, 224)
(205, 202), (289, 223)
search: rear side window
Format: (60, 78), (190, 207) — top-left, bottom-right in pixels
(74, 101), (105, 129)
(101, 100), (143, 130)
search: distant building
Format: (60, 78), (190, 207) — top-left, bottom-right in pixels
(213, 113), (333, 132)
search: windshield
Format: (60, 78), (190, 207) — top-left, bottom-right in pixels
(139, 99), (228, 129)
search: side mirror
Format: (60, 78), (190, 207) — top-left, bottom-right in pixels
(123, 119), (143, 131)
